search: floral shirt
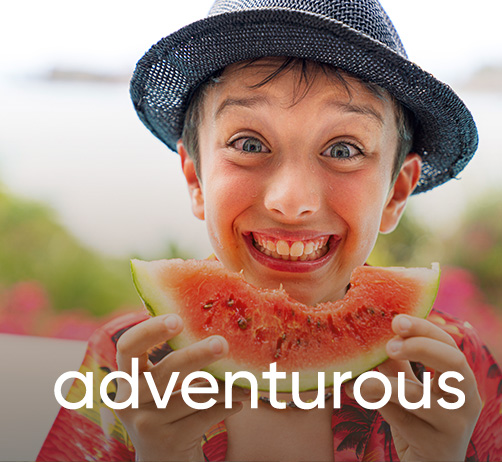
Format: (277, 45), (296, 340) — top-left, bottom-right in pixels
(37, 308), (502, 462)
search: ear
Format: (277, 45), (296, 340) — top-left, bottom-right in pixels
(379, 153), (422, 234)
(177, 139), (205, 220)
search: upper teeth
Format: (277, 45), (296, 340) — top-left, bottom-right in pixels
(253, 234), (329, 258)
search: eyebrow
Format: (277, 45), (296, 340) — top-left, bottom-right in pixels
(214, 96), (269, 119)
(328, 101), (385, 126)
(214, 95), (385, 126)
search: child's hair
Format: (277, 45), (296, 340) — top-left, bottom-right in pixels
(182, 57), (415, 185)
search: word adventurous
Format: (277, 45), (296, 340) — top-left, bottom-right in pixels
(55, 361), (465, 411)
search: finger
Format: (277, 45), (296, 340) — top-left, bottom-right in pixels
(377, 399), (433, 436)
(189, 381), (252, 399)
(377, 358), (418, 382)
(344, 360), (419, 403)
(386, 336), (470, 380)
(346, 373), (426, 408)
(150, 335), (229, 385)
(116, 315), (183, 373)
(346, 372), (468, 429)
(376, 399), (471, 462)
(390, 315), (460, 391)
(392, 315), (457, 348)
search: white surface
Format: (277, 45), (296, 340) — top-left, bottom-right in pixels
(0, 334), (87, 461)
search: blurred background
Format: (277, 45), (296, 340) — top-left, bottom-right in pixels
(0, 0), (501, 360)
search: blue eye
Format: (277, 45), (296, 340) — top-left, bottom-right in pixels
(233, 137), (270, 153)
(321, 142), (360, 159)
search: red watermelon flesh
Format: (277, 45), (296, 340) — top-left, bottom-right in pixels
(131, 259), (440, 391)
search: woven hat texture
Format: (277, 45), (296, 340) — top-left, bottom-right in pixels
(130, 0), (478, 193)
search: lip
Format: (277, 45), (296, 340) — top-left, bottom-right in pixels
(243, 231), (340, 273)
(245, 229), (332, 241)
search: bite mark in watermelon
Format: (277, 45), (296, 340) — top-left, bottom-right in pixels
(130, 259), (440, 392)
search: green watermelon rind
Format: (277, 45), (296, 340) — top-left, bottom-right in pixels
(130, 260), (440, 392)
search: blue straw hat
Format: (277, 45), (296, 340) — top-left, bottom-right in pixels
(130, 0), (478, 193)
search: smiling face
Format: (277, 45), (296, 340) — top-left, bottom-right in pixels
(178, 59), (421, 305)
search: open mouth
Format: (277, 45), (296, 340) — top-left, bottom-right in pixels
(244, 231), (339, 273)
(252, 233), (330, 262)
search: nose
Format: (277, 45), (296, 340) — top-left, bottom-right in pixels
(263, 161), (321, 220)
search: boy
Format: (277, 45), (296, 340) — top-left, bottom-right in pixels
(38, 1), (502, 461)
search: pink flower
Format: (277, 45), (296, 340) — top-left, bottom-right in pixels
(0, 280), (136, 340)
(5, 281), (49, 315)
(435, 267), (502, 363)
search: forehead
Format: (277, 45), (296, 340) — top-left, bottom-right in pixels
(202, 58), (397, 124)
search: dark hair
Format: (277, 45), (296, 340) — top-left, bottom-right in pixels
(182, 57), (415, 184)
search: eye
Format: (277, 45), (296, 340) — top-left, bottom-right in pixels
(233, 137), (270, 153)
(321, 142), (361, 159)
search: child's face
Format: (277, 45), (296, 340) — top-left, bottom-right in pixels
(179, 59), (420, 305)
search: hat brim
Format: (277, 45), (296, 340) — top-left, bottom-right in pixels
(130, 8), (478, 194)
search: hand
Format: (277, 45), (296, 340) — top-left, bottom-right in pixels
(345, 314), (482, 462)
(114, 314), (249, 462)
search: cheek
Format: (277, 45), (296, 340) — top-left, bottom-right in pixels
(202, 169), (260, 244)
(329, 172), (388, 240)
(205, 168), (260, 211)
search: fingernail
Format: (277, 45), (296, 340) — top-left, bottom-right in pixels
(209, 337), (224, 355)
(388, 338), (403, 354)
(164, 315), (180, 330)
(398, 316), (412, 332)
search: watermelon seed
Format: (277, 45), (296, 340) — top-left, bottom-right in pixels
(203, 302), (213, 310)
(281, 333), (287, 340)
(227, 299), (235, 307)
(307, 315), (312, 324)
(367, 307), (375, 315)
(237, 318), (248, 329)
(297, 338), (301, 345)
(381, 310), (386, 317)
(317, 320), (322, 328)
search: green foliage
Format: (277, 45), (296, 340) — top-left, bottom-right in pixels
(0, 186), (190, 317)
(442, 192), (502, 309)
(368, 211), (436, 268)
(370, 191), (502, 310)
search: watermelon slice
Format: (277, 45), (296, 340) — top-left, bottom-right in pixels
(131, 259), (440, 391)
